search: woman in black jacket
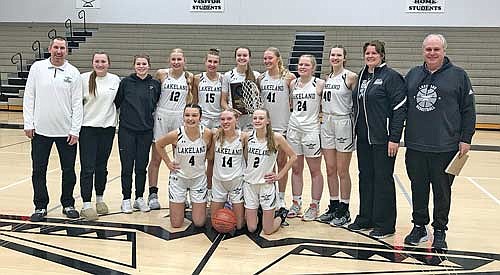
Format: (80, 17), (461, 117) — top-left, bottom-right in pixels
(114, 54), (161, 214)
(349, 40), (407, 239)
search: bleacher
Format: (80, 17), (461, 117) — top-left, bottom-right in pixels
(72, 24), (296, 75)
(322, 26), (500, 127)
(0, 23), (499, 127)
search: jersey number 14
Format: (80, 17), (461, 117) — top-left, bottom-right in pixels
(221, 156), (233, 168)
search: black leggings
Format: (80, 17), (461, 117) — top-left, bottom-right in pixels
(79, 126), (115, 202)
(118, 127), (153, 200)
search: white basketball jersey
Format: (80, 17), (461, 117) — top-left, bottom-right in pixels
(243, 132), (277, 185)
(198, 72), (223, 120)
(289, 77), (321, 132)
(174, 126), (207, 179)
(213, 130), (244, 181)
(259, 71), (291, 133)
(322, 69), (353, 115)
(158, 70), (189, 111)
(222, 68), (260, 108)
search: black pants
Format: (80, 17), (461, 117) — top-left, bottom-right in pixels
(31, 134), (77, 209)
(79, 126), (115, 202)
(355, 141), (397, 232)
(118, 127), (152, 200)
(405, 148), (456, 230)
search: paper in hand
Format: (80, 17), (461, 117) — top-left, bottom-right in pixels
(445, 152), (469, 176)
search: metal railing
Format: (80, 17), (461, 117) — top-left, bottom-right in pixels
(64, 18), (73, 39)
(10, 53), (24, 73)
(78, 9), (88, 33)
(47, 29), (57, 39)
(32, 40), (42, 59)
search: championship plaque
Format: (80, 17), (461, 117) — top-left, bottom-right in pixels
(230, 82), (248, 114)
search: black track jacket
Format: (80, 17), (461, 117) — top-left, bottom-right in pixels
(114, 73), (161, 132)
(353, 64), (407, 145)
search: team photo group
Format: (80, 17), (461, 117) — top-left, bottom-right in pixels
(22, 32), (475, 250)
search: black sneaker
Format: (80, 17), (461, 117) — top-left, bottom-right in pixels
(62, 206), (80, 219)
(432, 229), (448, 250)
(30, 209), (47, 222)
(347, 220), (372, 231)
(404, 225), (429, 246)
(275, 207), (289, 225)
(369, 228), (395, 239)
(330, 209), (351, 227)
(318, 206), (337, 223)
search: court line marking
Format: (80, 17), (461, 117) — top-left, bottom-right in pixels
(465, 176), (500, 181)
(0, 166), (61, 192)
(394, 172), (500, 181)
(466, 177), (500, 205)
(394, 174), (412, 206)
(0, 156), (86, 192)
(0, 151), (30, 155)
(0, 140), (29, 149)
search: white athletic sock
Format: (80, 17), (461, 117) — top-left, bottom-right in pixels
(330, 196), (339, 201)
(82, 202), (92, 209)
(292, 195), (302, 203)
(340, 199), (350, 204)
(311, 199), (320, 208)
(278, 192), (285, 200)
(96, 196), (104, 203)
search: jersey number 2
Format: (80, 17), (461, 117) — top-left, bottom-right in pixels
(253, 157), (260, 168)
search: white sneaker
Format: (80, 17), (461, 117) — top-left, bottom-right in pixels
(121, 199), (133, 214)
(134, 197), (151, 212)
(287, 200), (302, 218)
(302, 203), (319, 221)
(148, 193), (161, 210)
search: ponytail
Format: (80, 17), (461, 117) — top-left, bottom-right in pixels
(185, 71), (194, 103)
(88, 70), (97, 96)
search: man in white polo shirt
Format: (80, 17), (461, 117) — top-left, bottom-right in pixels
(23, 36), (83, 222)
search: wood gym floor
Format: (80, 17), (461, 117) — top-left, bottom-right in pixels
(0, 112), (499, 274)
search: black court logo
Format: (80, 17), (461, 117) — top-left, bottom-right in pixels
(0, 214), (499, 274)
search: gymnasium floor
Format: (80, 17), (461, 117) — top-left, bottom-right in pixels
(0, 112), (499, 274)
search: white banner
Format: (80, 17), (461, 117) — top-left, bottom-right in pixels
(75, 0), (100, 9)
(190, 0), (224, 12)
(406, 0), (445, 13)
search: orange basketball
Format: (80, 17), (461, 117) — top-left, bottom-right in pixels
(211, 208), (237, 233)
